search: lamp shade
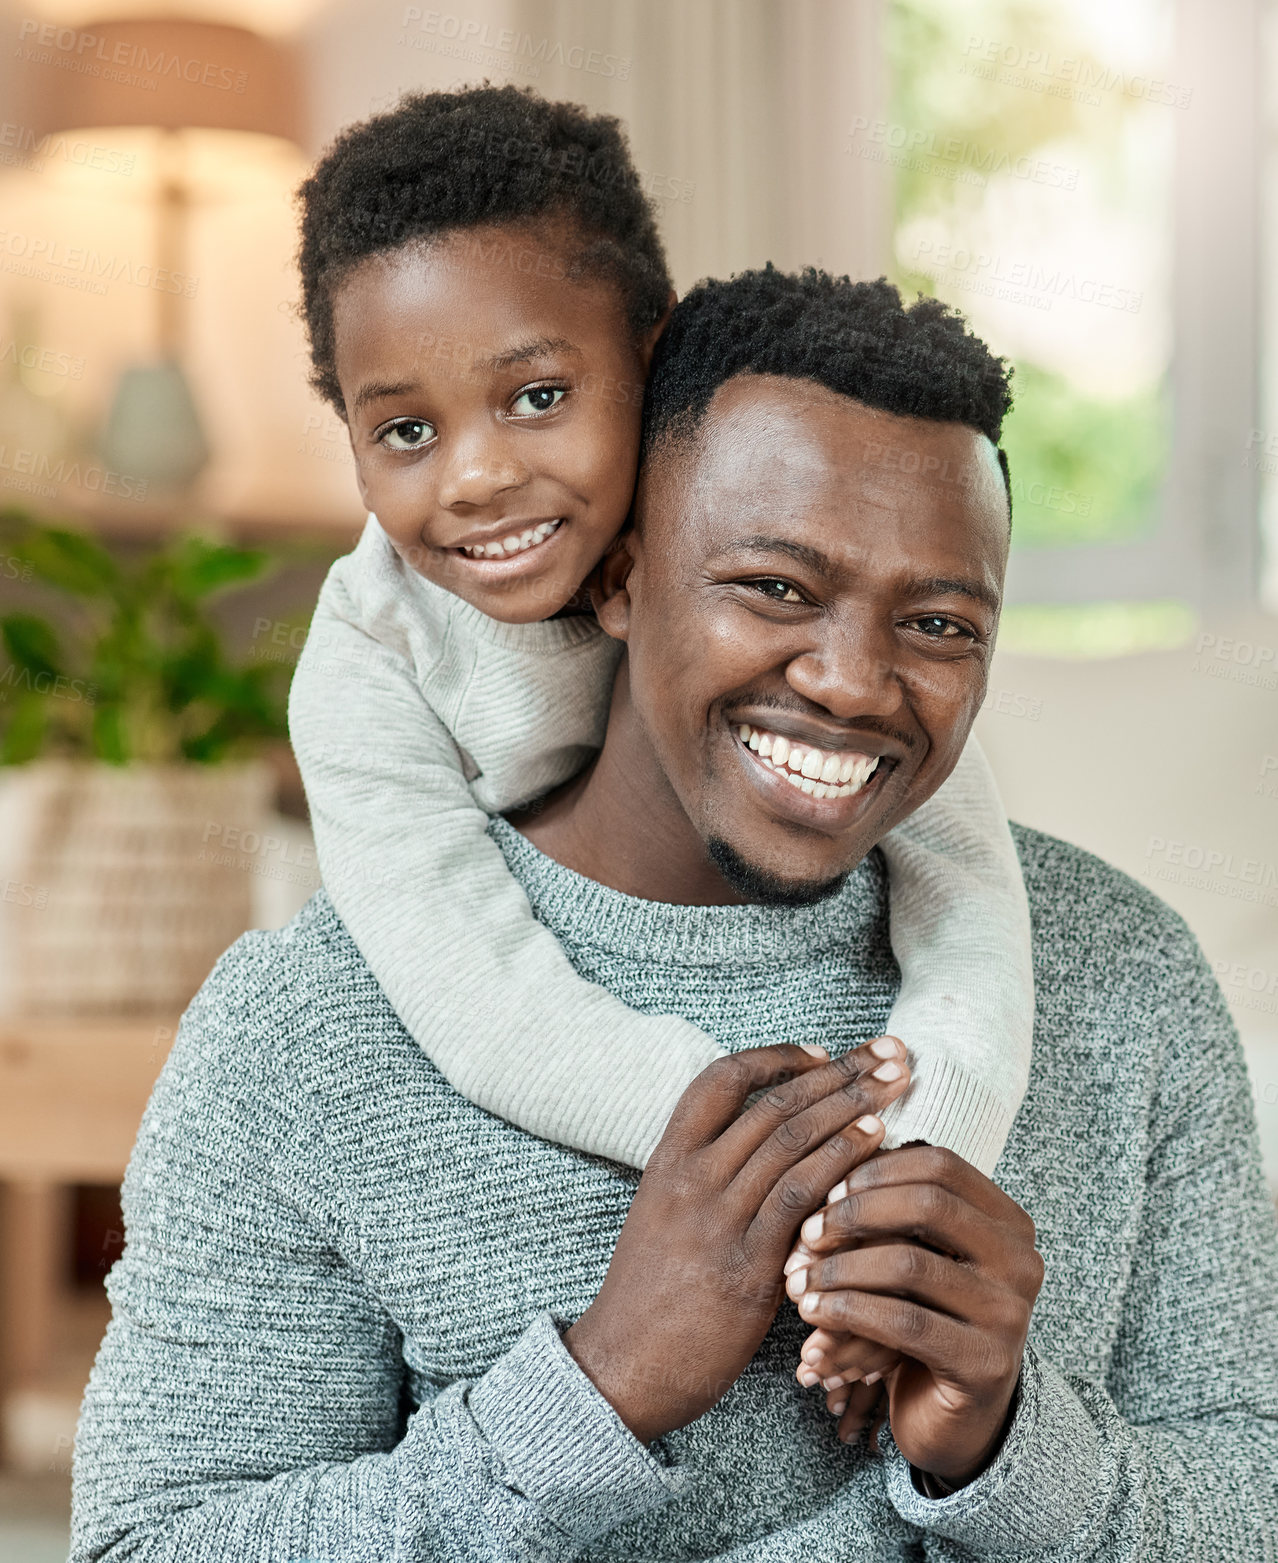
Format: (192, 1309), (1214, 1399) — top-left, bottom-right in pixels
(21, 18), (303, 144)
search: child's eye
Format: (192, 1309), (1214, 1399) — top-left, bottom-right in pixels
(380, 419), (436, 451)
(511, 386), (566, 416)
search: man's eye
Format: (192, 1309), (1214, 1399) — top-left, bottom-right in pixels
(380, 419), (435, 451)
(909, 615), (968, 638)
(750, 579), (805, 604)
(512, 386), (566, 416)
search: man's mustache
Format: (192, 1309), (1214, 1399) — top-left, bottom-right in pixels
(726, 692), (916, 753)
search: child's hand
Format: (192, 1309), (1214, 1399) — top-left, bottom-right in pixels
(786, 1232), (904, 1422)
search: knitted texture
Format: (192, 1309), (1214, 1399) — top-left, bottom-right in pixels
(290, 513), (1032, 1177)
(70, 822), (1278, 1561)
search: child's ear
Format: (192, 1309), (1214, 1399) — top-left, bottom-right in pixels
(591, 529), (638, 641)
(638, 288), (678, 373)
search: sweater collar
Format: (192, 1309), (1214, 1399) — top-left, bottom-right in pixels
(487, 814), (888, 969)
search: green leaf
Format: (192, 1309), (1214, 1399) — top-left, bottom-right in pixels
(22, 528), (121, 596)
(0, 693), (46, 763)
(91, 703), (129, 764)
(169, 538), (271, 600)
(0, 509), (296, 767)
(2, 614), (62, 678)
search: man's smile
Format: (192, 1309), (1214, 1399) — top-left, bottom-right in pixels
(729, 720), (896, 822)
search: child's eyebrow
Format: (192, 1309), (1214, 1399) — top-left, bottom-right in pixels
(485, 337), (579, 371)
(351, 379), (417, 415)
(350, 339), (581, 416)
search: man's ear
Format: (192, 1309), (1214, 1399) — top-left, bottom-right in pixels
(637, 288), (678, 373)
(591, 529), (639, 641)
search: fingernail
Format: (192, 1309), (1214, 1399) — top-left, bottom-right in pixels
(802, 1345), (823, 1364)
(826, 1179), (848, 1203)
(801, 1211), (823, 1243)
(870, 1037), (901, 1058)
(872, 1061), (902, 1081)
(783, 1251), (805, 1276)
(800, 1292), (820, 1314)
(799, 1043), (828, 1057)
(855, 1114), (882, 1135)
(831, 1397), (848, 1415)
(863, 1371), (882, 1385)
(797, 1366), (820, 1387)
(822, 1375), (843, 1390)
(787, 1267), (808, 1298)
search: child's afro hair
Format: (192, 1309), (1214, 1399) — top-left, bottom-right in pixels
(641, 266), (1015, 514)
(296, 84), (673, 413)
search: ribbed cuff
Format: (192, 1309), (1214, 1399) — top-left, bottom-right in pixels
(467, 1309), (694, 1544)
(883, 1343), (1100, 1550)
(874, 1050), (1016, 1179)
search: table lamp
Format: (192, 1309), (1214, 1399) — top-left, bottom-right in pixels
(21, 18), (304, 495)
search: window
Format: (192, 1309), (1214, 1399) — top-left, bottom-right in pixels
(884, 0), (1261, 650)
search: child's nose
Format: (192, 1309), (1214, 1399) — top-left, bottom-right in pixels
(434, 434), (529, 510)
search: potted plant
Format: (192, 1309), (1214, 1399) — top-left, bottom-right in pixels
(0, 506), (299, 1014)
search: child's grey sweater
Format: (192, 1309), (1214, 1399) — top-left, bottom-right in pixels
(70, 820), (1278, 1561)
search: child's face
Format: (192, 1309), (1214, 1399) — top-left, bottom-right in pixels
(332, 224), (662, 623)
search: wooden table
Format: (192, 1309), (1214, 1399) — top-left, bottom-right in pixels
(0, 1015), (177, 1465)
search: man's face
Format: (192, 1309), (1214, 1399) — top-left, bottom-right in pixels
(597, 373), (1010, 903)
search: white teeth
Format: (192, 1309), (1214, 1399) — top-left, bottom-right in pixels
(736, 723), (884, 802)
(461, 519), (562, 559)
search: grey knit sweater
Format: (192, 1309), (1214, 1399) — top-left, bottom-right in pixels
(71, 820), (1278, 1562)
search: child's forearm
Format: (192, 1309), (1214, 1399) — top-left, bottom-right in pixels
(289, 610), (725, 1171)
(875, 736), (1034, 1179)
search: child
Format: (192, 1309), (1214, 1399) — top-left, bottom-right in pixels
(289, 85), (1033, 1415)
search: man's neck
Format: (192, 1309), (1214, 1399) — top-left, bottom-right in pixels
(507, 663), (752, 906)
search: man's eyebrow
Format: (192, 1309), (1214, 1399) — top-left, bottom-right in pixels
(706, 535), (836, 574)
(351, 378), (418, 416)
(484, 336), (579, 371)
(903, 575), (1001, 613)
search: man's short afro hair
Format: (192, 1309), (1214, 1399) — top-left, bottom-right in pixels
(296, 84), (672, 414)
(641, 266), (1015, 508)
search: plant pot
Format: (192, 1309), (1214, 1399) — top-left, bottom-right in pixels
(3, 758), (274, 1015)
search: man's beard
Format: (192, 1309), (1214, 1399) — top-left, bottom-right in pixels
(706, 835), (848, 908)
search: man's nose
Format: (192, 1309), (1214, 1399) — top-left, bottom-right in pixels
(433, 428), (528, 510)
(783, 616), (905, 719)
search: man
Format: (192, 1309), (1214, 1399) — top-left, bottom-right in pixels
(71, 271), (1278, 1561)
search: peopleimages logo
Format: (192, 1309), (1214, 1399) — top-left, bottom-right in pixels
(0, 336), (84, 379)
(0, 230), (198, 298)
(16, 18), (249, 92)
(0, 444), (148, 501)
(399, 9), (631, 79)
(847, 117), (1079, 189)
